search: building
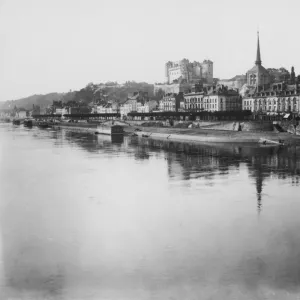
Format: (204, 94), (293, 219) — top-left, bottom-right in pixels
(242, 81), (300, 115)
(30, 104), (41, 116)
(55, 107), (68, 115)
(246, 32), (271, 87)
(137, 100), (158, 113)
(159, 93), (184, 112)
(120, 91), (149, 116)
(15, 109), (27, 118)
(184, 92), (204, 111)
(96, 102), (119, 114)
(0, 109), (11, 118)
(68, 107), (91, 114)
(184, 85), (242, 112)
(165, 59), (213, 84)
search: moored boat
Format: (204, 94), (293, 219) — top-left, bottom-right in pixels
(13, 119), (21, 125)
(259, 138), (284, 145)
(37, 121), (49, 129)
(24, 119), (33, 127)
(96, 124), (124, 136)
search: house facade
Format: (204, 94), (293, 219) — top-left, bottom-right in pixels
(15, 110), (27, 118)
(96, 102), (118, 114)
(159, 93), (184, 112)
(242, 82), (300, 115)
(120, 91), (149, 116)
(137, 100), (158, 113)
(184, 86), (242, 112)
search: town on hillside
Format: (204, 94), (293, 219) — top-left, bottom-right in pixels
(1, 33), (300, 124)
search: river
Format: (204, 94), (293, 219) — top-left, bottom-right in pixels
(0, 123), (300, 300)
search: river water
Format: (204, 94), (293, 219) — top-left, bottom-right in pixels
(0, 124), (300, 300)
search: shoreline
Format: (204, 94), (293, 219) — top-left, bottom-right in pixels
(52, 123), (300, 145)
(126, 127), (300, 145)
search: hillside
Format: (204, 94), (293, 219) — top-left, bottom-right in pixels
(0, 93), (64, 110)
(0, 81), (157, 110)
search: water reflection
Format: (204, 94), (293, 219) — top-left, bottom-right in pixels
(1, 125), (300, 299)
(127, 138), (300, 213)
(33, 129), (300, 215)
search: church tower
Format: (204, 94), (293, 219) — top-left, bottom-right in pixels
(290, 66), (296, 84)
(246, 32), (271, 88)
(255, 32), (262, 66)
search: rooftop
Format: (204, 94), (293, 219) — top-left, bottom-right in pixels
(247, 64), (270, 75)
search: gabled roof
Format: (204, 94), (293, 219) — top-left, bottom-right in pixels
(247, 64), (270, 75)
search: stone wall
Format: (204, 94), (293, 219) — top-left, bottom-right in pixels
(240, 121), (273, 132)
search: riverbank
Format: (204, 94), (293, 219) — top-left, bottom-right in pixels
(126, 127), (300, 145)
(51, 123), (98, 133)
(29, 121), (300, 145)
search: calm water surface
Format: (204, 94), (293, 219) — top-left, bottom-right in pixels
(0, 124), (300, 300)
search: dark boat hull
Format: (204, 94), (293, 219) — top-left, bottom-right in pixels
(96, 125), (124, 135)
(24, 120), (33, 127)
(13, 120), (21, 125)
(37, 122), (49, 128)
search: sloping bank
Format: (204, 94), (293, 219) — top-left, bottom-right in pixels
(51, 123), (98, 133)
(127, 127), (300, 145)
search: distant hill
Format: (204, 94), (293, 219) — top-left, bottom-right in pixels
(0, 93), (64, 110)
(0, 81), (157, 111)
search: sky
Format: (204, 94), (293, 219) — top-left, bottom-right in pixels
(0, 0), (299, 101)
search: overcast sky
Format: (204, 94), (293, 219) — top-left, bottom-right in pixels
(0, 0), (299, 101)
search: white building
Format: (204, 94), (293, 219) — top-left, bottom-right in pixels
(137, 100), (158, 113)
(242, 82), (300, 114)
(16, 110), (27, 118)
(55, 108), (68, 115)
(165, 59), (213, 84)
(184, 88), (241, 112)
(120, 99), (138, 116)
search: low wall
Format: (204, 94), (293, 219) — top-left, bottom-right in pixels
(240, 121), (273, 132)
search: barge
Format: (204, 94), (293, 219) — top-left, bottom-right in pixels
(24, 119), (33, 127)
(95, 124), (124, 136)
(13, 119), (21, 125)
(37, 121), (49, 129)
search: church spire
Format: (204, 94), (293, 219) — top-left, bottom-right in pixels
(255, 31), (262, 65)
